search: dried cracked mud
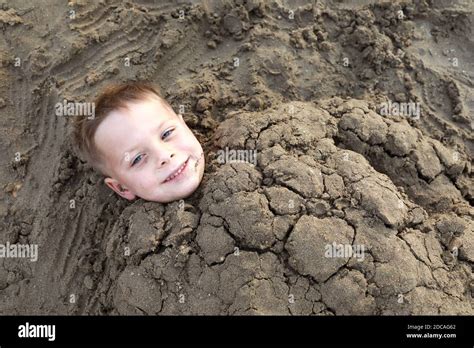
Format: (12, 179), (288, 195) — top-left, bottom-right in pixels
(0, 0), (472, 315)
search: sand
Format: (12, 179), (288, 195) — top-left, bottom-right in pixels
(0, 0), (472, 315)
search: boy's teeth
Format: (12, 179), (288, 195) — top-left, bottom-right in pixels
(166, 161), (186, 182)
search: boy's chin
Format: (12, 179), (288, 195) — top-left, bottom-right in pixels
(140, 182), (200, 203)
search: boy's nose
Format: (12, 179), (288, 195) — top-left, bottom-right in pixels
(159, 153), (175, 167)
(150, 139), (175, 168)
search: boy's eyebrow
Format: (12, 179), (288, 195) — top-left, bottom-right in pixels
(120, 121), (168, 166)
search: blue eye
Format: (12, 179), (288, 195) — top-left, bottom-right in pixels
(131, 154), (143, 166)
(162, 128), (174, 139)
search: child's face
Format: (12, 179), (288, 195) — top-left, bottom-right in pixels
(94, 95), (205, 203)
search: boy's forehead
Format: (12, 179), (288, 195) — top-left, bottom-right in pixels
(94, 96), (173, 158)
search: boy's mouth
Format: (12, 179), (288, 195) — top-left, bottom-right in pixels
(162, 157), (190, 183)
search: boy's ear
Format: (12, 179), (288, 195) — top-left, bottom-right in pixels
(104, 177), (136, 201)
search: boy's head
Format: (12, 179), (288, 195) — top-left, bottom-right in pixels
(73, 82), (205, 203)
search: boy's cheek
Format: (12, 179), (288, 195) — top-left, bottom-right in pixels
(136, 174), (162, 192)
(133, 176), (150, 191)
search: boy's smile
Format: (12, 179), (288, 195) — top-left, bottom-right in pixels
(94, 94), (205, 203)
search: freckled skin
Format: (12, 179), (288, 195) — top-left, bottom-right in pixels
(94, 95), (205, 203)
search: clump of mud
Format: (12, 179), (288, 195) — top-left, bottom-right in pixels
(107, 100), (472, 315)
(0, 0), (472, 315)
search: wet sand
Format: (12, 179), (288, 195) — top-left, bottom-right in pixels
(0, 0), (472, 314)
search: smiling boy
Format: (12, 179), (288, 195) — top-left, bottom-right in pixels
(72, 82), (205, 203)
